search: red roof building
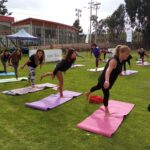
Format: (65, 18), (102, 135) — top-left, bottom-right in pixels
(0, 16), (14, 35)
(12, 18), (78, 45)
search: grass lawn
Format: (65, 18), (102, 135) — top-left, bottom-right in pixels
(0, 51), (149, 150)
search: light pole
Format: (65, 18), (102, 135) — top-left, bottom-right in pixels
(93, 2), (101, 44)
(88, 0), (94, 44)
(75, 8), (82, 20)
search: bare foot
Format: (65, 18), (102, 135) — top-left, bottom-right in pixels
(40, 75), (44, 81)
(105, 107), (111, 116)
(85, 92), (91, 101)
(60, 93), (64, 98)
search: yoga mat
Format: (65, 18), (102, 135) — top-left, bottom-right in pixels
(77, 100), (134, 137)
(137, 62), (150, 66)
(121, 70), (138, 76)
(0, 72), (15, 76)
(2, 83), (57, 95)
(0, 77), (28, 83)
(71, 64), (85, 68)
(87, 67), (104, 72)
(25, 90), (82, 110)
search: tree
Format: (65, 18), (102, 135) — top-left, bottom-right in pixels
(97, 4), (125, 43)
(0, 0), (11, 15)
(73, 19), (84, 42)
(125, 0), (150, 46)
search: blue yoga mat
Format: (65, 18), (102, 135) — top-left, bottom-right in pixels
(0, 72), (15, 76)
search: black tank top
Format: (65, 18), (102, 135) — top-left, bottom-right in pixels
(98, 56), (123, 89)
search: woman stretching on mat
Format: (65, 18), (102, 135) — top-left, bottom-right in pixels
(137, 48), (149, 65)
(21, 49), (45, 88)
(91, 43), (101, 71)
(8, 48), (22, 79)
(0, 49), (11, 73)
(40, 48), (77, 97)
(85, 45), (131, 114)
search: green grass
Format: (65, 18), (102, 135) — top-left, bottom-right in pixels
(0, 51), (150, 150)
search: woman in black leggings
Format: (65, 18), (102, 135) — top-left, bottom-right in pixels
(86, 45), (131, 114)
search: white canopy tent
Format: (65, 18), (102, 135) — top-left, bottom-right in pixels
(6, 29), (38, 40)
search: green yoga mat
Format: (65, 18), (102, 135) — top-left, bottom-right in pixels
(0, 77), (28, 83)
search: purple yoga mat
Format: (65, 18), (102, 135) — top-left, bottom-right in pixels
(25, 90), (82, 111)
(2, 83), (57, 95)
(77, 100), (134, 137)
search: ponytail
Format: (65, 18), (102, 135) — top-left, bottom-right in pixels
(115, 45), (130, 57)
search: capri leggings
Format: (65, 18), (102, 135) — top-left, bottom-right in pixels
(90, 82), (110, 107)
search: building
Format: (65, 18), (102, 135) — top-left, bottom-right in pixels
(12, 18), (78, 45)
(0, 15), (14, 48)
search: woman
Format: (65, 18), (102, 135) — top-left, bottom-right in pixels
(21, 49), (45, 88)
(40, 48), (77, 97)
(86, 45), (131, 114)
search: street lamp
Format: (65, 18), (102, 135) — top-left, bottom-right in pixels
(75, 8), (82, 20)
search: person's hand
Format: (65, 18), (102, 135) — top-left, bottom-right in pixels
(104, 81), (110, 89)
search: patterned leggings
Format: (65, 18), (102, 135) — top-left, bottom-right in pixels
(28, 66), (36, 86)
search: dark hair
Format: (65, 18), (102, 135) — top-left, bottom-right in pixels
(65, 48), (76, 61)
(91, 43), (97, 47)
(36, 49), (45, 63)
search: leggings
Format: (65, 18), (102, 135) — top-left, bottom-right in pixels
(13, 62), (19, 79)
(28, 66), (36, 86)
(90, 82), (110, 107)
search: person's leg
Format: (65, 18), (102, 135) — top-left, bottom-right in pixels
(123, 62), (126, 72)
(142, 56), (144, 65)
(3, 62), (7, 73)
(85, 82), (101, 100)
(104, 53), (106, 60)
(56, 71), (63, 97)
(14, 63), (18, 79)
(28, 67), (36, 87)
(102, 88), (110, 114)
(95, 58), (99, 71)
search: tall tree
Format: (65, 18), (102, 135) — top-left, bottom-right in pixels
(0, 0), (11, 15)
(97, 4), (125, 43)
(73, 19), (84, 42)
(125, 0), (150, 45)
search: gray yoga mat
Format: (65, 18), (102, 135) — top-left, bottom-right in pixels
(2, 83), (57, 95)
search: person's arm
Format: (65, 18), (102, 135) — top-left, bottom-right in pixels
(21, 59), (31, 69)
(104, 59), (117, 89)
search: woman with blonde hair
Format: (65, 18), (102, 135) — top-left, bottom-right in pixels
(86, 45), (131, 114)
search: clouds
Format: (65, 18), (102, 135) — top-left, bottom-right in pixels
(6, 0), (124, 33)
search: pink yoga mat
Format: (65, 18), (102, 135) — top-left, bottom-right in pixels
(25, 90), (82, 111)
(77, 100), (134, 137)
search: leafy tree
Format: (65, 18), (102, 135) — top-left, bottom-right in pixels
(73, 19), (84, 42)
(0, 0), (12, 16)
(97, 4), (125, 43)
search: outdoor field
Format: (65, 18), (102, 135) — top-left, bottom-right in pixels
(0, 51), (149, 150)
